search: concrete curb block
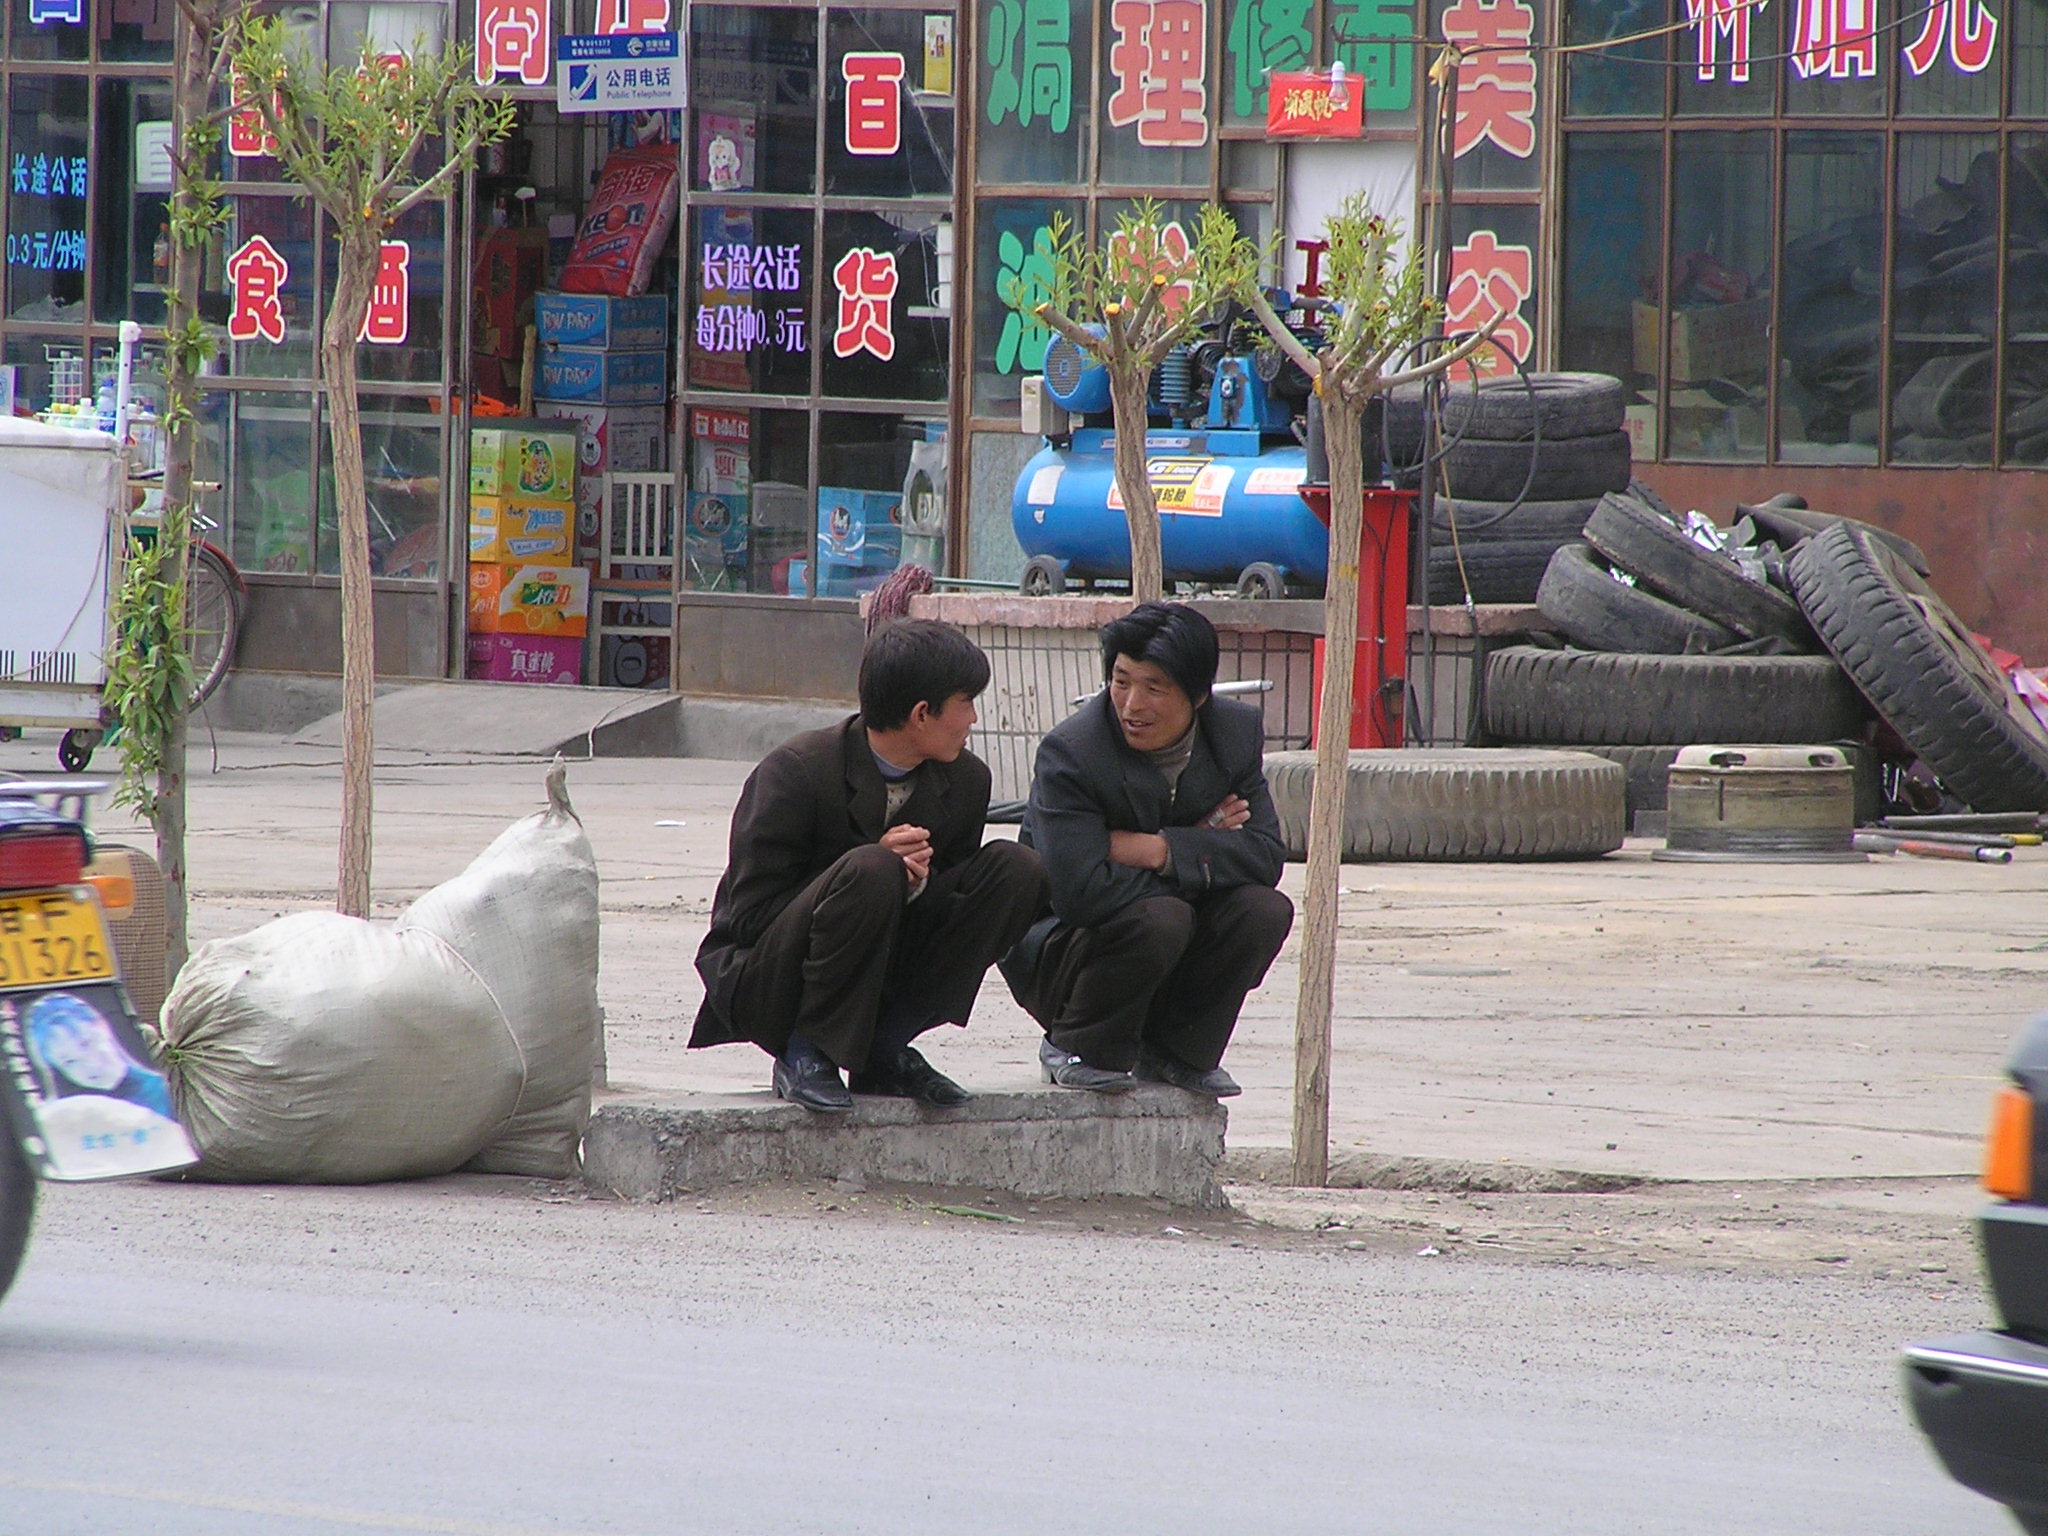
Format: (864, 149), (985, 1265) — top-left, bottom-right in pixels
(582, 1085), (1228, 1208)
(1222, 1147), (1649, 1195)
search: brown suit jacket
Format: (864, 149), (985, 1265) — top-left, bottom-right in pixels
(689, 714), (994, 1048)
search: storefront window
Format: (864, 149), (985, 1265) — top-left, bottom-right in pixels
(326, 198), (448, 385)
(690, 5), (819, 197)
(1780, 131), (1883, 464)
(683, 404), (809, 594)
(2006, 137), (2048, 462)
(100, 0), (174, 62)
(228, 390), (320, 575)
(329, 0), (447, 60)
(813, 409), (942, 597)
(317, 392), (445, 578)
(820, 207), (948, 401)
(1666, 131), (1770, 460)
(2015, 0), (2048, 115)
(824, 8), (954, 199)
(971, 194), (1073, 416)
(1431, 0), (1541, 191)
(1672, 0), (1774, 116)
(1096, 0), (1211, 189)
(1563, 0), (1663, 118)
(1898, 6), (2001, 118)
(1220, 0), (1310, 129)
(1892, 132), (2000, 464)
(10, 0), (89, 62)
(976, 0), (1087, 184)
(1558, 132), (1659, 394)
(93, 77), (172, 327)
(685, 204), (813, 395)
(225, 193), (319, 380)
(7, 75), (89, 322)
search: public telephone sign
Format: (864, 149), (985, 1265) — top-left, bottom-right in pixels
(556, 32), (688, 112)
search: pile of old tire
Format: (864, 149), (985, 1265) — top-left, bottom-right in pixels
(1483, 486), (1872, 821)
(1264, 748), (1626, 862)
(1385, 373), (1635, 604)
(1789, 520), (2048, 813)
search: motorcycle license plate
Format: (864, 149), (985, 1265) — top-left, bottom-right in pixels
(0, 889), (115, 992)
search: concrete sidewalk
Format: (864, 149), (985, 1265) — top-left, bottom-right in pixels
(17, 727), (2043, 1188)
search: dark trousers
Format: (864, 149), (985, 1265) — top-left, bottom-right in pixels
(1012, 884), (1294, 1072)
(730, 839), (1047, 1071)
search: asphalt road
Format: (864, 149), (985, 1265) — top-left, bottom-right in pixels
(0, 1176), (2011, 1536)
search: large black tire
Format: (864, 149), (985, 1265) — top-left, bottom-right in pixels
(1264, 747), (1626, 861)
(1440, 372), (1628, 442)
(1789, 522), (2048, 811)
(0, 1133), (32, 1306)
(1443, 431), (1634, 502)
(1426, 540), (1560, 605)
(1537, 542), (1739, 655)
(1741, 503), (1933, 578)
(1432, 495), (1596, 545)
(1482, 645), (1871, 746)
(1584, 493), (1815, 650)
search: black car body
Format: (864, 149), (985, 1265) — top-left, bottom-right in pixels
(1905, 1015), (2048, 1535)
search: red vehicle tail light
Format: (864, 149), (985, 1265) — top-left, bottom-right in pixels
(1984, 1086), (2035, 1202)
(0, 828), (88, 890)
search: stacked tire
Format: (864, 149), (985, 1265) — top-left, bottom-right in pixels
(1387, 372), (1636, 604)
(1484, 486), (1873, 822)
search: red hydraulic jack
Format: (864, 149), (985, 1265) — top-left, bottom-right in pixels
(1297, 484), (1413, 748)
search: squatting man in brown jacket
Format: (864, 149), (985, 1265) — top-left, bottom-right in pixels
(690, 620), (1048, 1112)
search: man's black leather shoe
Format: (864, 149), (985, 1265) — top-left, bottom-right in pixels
(773, 1052), (853, 1112)
(850, 1045), (972, 1107)
(1039, 1036), (1134, 1093)
(1135, 1046), (1242, 1099)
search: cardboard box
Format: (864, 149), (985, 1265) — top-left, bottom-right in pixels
(469, 497), (573, 563)
(535, 402), (668, 479)
(1633, 297), (1771, 383)
(535, 292), (670, 352)
(816, 487), (903, 566)
(465, 631), (583, 685)
(535, 348), (667, 406)
(471, 427), (578, 502)
(467, 561), (591, 638)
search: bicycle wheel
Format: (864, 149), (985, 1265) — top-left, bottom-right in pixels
(186, 545), (243, 709)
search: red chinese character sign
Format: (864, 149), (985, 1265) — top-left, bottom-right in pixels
(1441, 0), (1536, 158)
(595, 0), (668, 31)
(359, 241), (411, 345)
(475, 0), (550, 85)
(1791, 0), (1877, 77)
(832, 247), (898, 361)
(1445, 231), (1532, 381)
(1904, 0), (1998, 73)
(1266, 70), (1364, 137)
(1685, 0), (1762, 81)
(228, 71), (279, 159)
(843, 52), (906, 155)
(227, 235), (289, 344)
(1106, 0), (1209, 148)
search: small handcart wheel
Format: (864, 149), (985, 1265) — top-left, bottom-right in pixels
(58, 729), (100, 773)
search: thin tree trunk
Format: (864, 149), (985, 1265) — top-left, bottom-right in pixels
(1108, 369), (1163, 603)
(1290, 389), (1366, 1188)
(324, 236), (378, 918)
(156, 2), (217, 978)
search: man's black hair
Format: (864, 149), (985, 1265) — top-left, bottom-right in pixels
(1099, 602), (1219, 704)
(859, 619), (991, 730)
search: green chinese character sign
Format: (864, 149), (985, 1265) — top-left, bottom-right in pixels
(1225, 0), (1313, 119)
(994, 224), (1057, 374)
(1332, 0), (1415, 113)
(986, 0), (1074, 131)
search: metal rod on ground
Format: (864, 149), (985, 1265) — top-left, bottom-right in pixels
(1858, 828), (2019, 849)
(1854, 834), (2013, 863)
(1880, 812), (2045, 833)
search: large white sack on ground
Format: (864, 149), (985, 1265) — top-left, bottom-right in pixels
(397, 759), (601, 1178)
(157, 913), (523, 1182)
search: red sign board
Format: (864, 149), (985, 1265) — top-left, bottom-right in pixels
(1265, 72), (1363, 137)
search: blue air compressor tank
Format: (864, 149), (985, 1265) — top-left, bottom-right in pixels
(1011, 430), (1329, 586)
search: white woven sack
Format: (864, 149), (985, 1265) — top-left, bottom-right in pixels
(397, 760), (601, 1178)
(157, 912), (523, 1182)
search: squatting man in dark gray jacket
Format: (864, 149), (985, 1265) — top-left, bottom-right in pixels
(1002, 602), (1295, 1097)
